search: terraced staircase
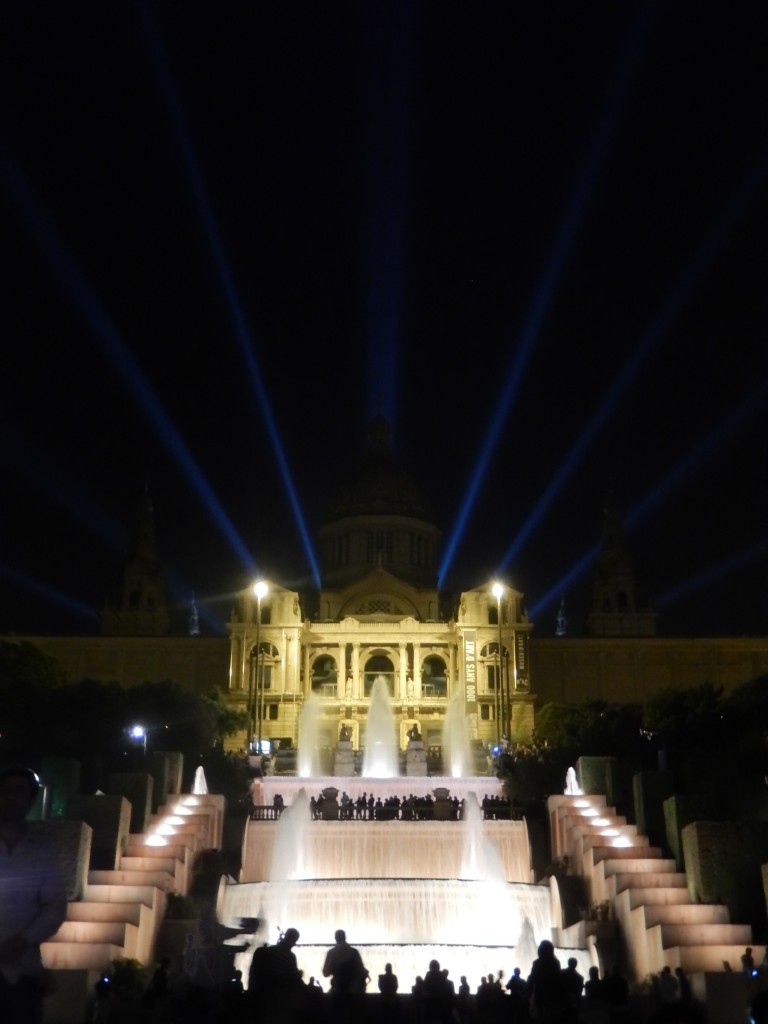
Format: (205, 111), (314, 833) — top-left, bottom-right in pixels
(548, 793), (761, 1019)
(41, 793), (225, 1023)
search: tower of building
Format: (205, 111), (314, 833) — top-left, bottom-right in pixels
(586, 492), (656, 637)
(101, 489), (170, 636)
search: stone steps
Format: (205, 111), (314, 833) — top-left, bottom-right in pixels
(547, 792), (756, 987)
(624, 887), (692, 907)
(636, 904), (731, 927)
(609, 871), (688, 893)
(84, 882), (164, 908)
(89, 868), (175, 891)
(67, 901), (143, 925)
(651, 922), (752, 948)
(41, 941), (125, 971)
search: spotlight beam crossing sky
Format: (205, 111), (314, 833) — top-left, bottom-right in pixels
(1, 3), (766, 639)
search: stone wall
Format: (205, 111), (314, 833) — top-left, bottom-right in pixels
(682, 820), (768, 935)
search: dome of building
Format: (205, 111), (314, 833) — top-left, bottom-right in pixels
(324, 416), (433, 522)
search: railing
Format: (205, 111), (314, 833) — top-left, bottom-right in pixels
(249, 802), (523, 822)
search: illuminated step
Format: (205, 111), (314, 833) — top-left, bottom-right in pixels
(599, 857), (677, 875)
(668, 944), (760, 974)
(610, 871), (687, 892)
(41, 942), (124, 971)
(84, 882), (164, 908)
(655, 922), (752, 947)
(49, 920), (138, 950)
(638, 904), (731, 927)
(67, 901), (143, 925)
(624, 887), (691, 907)
(119, 856), (180, 874)
(88, 869), (174, 890)
(588, 845), (660, 865)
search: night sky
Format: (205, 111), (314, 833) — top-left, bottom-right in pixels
(2, 3), (767, 639)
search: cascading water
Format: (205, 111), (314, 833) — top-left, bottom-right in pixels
(222, 701), (594, 989)
(298, 695), (323, 778)
(269, 788), (310, 881)
(443, 692), (472, 777)
(361, 676), (398, 778)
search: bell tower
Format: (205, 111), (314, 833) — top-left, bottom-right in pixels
(102, 488), (171, 636)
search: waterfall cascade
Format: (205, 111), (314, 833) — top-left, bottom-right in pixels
(221, 682), (592, 988)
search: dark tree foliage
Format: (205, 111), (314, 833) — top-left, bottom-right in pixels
(0, 641), (246, 780)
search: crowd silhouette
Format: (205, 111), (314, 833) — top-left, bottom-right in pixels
(90, 932), (663, 1024)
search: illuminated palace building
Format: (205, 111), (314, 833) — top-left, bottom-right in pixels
(21, 416), (768, 750)
(229, 417), (534, 757)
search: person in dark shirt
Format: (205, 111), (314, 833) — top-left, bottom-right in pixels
(527, 940), (567, 1023)
(562, 957), (584, 1021)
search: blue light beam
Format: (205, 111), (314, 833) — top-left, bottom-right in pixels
(529, 544), (600, 622)
(137, 2), (321, 590)
(527, 373), (768, 620)
(0, 151), (256, 575)
(438, 11), (652, 588)
(656, 536), (768, 611)
(0, 563), (100, 625)
(496, 146), (768, 577)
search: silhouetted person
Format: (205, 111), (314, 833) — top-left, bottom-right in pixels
(527, 939), (566, 1023)
(0, 766), (67, 1024)
(457, 975), (472, 1022)
(251, 927), (305, 1024)
(675, 967), (692, 1004)
(658, 965), (679, 1004)
(506, 966), (527, 1015)
(422, 959), (455, 1024)
(743, 947), (757, 976)
(562, 957), (584, 1021)
(322, 929), (369, 995)
(378, 962), (399, 1024)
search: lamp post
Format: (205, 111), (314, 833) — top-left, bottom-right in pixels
(130, 724), (147, 757)
(253, 580), (269, 753)
(492, 582), (506, 746)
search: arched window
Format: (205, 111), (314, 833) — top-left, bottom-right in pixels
(480, 642), (507, 693)
(250, 642), (279, 691)
(421, 655), (447, 698)
(364, 654), (394, 697)
(311, 654), (338, 696)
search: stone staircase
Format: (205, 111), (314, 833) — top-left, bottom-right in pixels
(41, 793), (225, 1023)
(548, 793), (762, 1021)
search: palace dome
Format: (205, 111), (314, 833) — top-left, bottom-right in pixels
(325, 416), (433, 522)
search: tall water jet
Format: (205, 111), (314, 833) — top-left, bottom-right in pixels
(459, 792), (505, 882)
(362, 676), (398, 777)
(443, 692), (472, 777)
(269, 788), (311, 881)
(192, 765), (208, 794)
(298, 694), (323, 777)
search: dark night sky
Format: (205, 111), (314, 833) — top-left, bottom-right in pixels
(2, 3), (767, 639)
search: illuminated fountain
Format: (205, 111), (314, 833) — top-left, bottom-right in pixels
(298, 696), (323, 778)
(220, 680), (592, 987)
(443, 692), (472, 778)
(361, 676), (398, 778)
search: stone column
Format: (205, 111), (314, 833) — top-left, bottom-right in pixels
(337, 643), (346, 699)
(303, 642), (311, 697)
(229, 635), (242, 691)
(398, 644), (408, 699)
(412, 643), (421, 699)
(351, 643), (360, 698)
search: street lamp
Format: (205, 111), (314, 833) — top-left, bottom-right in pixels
(253, 580), (269, 753)
(130, 724), (147, 756)
(492, 582), (506, 746)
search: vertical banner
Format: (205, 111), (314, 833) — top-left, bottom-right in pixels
(463, 629), (478, 714)
(515, 631), (530, 691)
